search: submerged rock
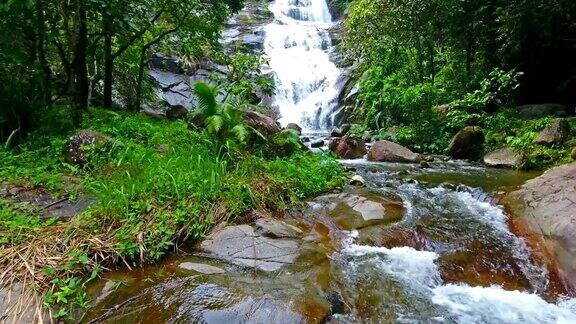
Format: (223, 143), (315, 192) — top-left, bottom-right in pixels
(179, 262), (226, 274)
(483, 147), (523, 168)
(533, 118), (570, 145)
(329, 136), (367, 159)
(200, 225), (299, 272)
(367, 140), (420, 163)
(448, 126), (484, 160)
(64, 130), (108, 165)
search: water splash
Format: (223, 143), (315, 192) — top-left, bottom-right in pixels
(264, 0), (341, 130)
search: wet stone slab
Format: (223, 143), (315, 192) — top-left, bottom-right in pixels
(200, 225), (300, 272)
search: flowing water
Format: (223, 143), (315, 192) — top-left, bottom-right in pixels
(264, 0), (341, 129)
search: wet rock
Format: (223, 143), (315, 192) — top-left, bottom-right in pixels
(64, 130), (108, 165)
(311, 139), (324, 148)
(242, 111), (281, 137)
(419, 160), (430, 168)
(179, 262), (226, 274)
(329, 136), (367, 159)
(518, 103), (568, 120)
(254, 218), (303, 239)
(286, 123), (302, 135)
(301, 136), (310, 143)
(166, 105), (189, 120)
(447, 126), (484, 160)
(367, 140), (420, 163)
(508, 162), (576, 283)
(533, 118), (570, 145)
(350, 175), (365, 187)
(331, 123), (351, 137)
(200, 225), (299, 272)
(483, 147), (523, 168)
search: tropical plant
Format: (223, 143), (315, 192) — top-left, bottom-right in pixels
(192, 81), (251, 148)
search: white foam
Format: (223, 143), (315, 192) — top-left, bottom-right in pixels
(432, 284), (576, 324)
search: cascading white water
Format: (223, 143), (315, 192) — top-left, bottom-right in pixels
(264, 0), (341, 130)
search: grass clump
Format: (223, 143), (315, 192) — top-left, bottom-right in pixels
(0, 107), (344, 318)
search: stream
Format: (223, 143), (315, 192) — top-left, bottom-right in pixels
(80, 0), (576, 322)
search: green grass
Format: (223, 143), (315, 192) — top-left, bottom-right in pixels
(0, 107), (345, 318)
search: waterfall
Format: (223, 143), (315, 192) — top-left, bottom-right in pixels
(264, 0), (341, 130)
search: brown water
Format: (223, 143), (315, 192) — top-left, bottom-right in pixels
(79, 160), (576, 323)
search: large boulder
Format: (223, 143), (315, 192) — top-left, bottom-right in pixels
(517, 103), (568, 120)
(329, 136), (367, 159)
(367, 140), (420, 163)
(507, 162), (576, 283)
(242, 111), (281, 137)
(447, 126), (485, 160)
(483, 147), (523, 168)
(533, 118), (570, 145)
(64, 130), (108, 165)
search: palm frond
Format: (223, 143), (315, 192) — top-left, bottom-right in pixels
(205, 115), (224, 134)
(230, 124), (249, 143)
(194, 81), (218, 117)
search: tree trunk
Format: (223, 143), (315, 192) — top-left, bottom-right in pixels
(72, 3), (89, 125)
(103, 14), (113, 108)
(35, 0), (52, 106)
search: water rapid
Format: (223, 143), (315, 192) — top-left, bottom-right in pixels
(264, 0), (341, 130)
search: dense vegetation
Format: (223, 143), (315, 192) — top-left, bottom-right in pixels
(341, 0), (576, 168)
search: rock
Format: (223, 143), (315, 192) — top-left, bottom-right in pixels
(64, 130), (108, 165)
(179, 262), (226, 274)
(572, 147), (576, 160)
(350, 175), (366, 186)
(329, 136), (367, 159)
(286, 123), (302, 135)
(507, 162), (576, 283)
(200, 225), (299, 272)
(347, 196), (387, 221)
(517, 103), (568, 120)
(166, 105), (189, 120)
(419, 160), (430, 168)
(447, 126), (484, 160)
(311, 139), (324, 148)
(483, 147), (523, 168)
(254, 218), (303, 239)
(330, 123), (351, 137)
(242, 111), (281, 137)
(533, 118), (570, 145)
(367, 140), (420, 163)
(301, 137), (310, 143)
